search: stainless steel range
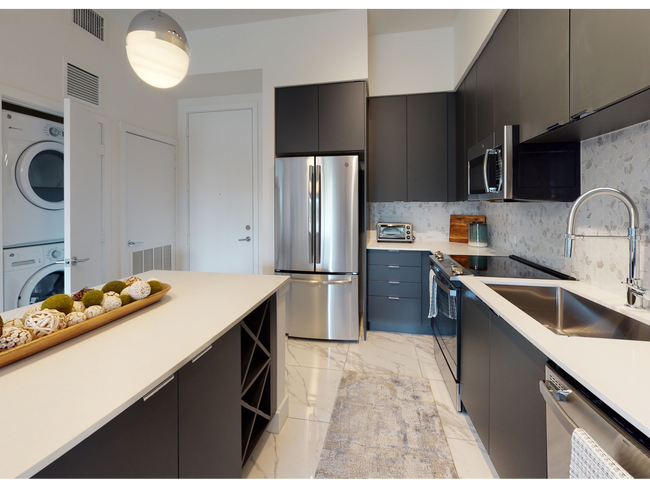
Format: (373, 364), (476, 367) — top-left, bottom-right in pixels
(429, 252), (575, 412)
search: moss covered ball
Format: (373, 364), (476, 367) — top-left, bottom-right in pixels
(42, 294), (74, 315)
(147, 280), (163, 295)
(82, 289), (104, 307)
(101, 280), (127, 294)
(120, 295), (134, 306)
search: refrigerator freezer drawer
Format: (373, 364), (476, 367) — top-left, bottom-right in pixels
(282, 274), (359, 341)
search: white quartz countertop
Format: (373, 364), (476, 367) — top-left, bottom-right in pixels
(459, 275), (650, 439)
(366, 234), (509, 256)
(0, 270), (289, 479)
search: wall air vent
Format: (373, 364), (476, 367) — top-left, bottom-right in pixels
(65, 62), (100, 107)
(71, 9), (105, 42)
(132, 245), (173, 274)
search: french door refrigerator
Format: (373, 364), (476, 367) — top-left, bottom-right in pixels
(275, 155), (359, 340)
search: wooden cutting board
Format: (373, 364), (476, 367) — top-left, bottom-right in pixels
(449, 215), (486, 243)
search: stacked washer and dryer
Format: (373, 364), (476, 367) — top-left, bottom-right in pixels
(2, 104), (65, 312)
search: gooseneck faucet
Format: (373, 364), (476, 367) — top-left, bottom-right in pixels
(565, 187), (645, 308)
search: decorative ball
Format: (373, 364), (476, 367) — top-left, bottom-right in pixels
(101, 295), (122, 312)
(84, 305), (105, 319)
(120, 286), (131, 296)
(82, 290), (104, 307)
(23, 305), (41, 321)
(41, 294), (74, 315)
(0, 326), (33, 350)
(23, 310), (67, 338)
(120, 295), (133, 306)
(104, 291), (119, 297)
(128, 281), (151, 300)
(71, 287), (93, 301)
(4, 318), (23, 328)
(148, 280), (163, 295)
(72, 301), (86, 313)
(65, 311), (87, 327)
(124, 276), (142, 286)
(102, 280), (128, 294)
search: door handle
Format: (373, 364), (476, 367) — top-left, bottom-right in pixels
(128, 240), (143, 247)
(71, 256), (89, 266)
(239, 236), (251, 242)
(308, 164), (314, 264)
(315, 164), (322, 265)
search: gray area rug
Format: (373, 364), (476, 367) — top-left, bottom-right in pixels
(315, 371), (458, 479)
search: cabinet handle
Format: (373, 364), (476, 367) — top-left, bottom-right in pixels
(389, 297), (400, 300)
(388, 281), (400, 284)
(388, 250), (399, 253)
(546, 122), (562, 132)
(143, 375), (174, 402)
(191, 344), (212, 363)
(388, 265), (400, 269)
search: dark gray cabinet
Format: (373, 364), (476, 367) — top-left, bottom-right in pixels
(492, 9), (520, 147)
(368, 93), (452, 202)
(518, 9), (570, 142)
(464, 65), (478, 149)
(367, 250), (431, 334)
(570, 10), (650, 118)
(34, 375), (179, 479)
(275, 81), (366, 155)
(179, 326), (241, 478)
(460, 286), (547, 478)
(452, 79), (467, 202)
(476, 38), (494, 143)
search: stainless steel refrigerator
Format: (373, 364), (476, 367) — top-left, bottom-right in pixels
(275, 155), (359, 341)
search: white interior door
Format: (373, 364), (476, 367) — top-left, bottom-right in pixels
(64, 98), (104, 293)
(124, 131), (176, 275)
(188, 109), (254, 274)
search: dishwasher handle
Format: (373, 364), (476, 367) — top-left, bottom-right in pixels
(540, 380), (578, 435)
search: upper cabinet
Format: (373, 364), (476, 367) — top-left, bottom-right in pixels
(368, 92), (453, 203)
(492, 9), (520, 147)
(275, 81), (366, 155)
(570, 10), (650, 117)
(518, 9), (570, 142)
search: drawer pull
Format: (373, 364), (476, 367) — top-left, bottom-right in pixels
(389, 297), (400, 300)
(143, 375), (174, 402)
(388, 265), (400, 269)
(388, 281), (400, 284)
(191, 344), (212, 363)
(388, 250), (399, 253)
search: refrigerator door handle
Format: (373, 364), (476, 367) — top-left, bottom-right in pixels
(290, 277), (353, 285)
(308, 164), (314, 264)
(316, 164), (322, 264)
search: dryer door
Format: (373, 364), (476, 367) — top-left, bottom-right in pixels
(18, 263), (65, 308)
(16, 141), (64, 210)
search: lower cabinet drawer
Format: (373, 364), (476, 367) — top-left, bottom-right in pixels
(367, 296), (421, 326)
(367, 264), (420, 282)
(368, 281), (421, 299)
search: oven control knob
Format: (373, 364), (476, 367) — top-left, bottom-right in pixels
(451, 265), (464, 275)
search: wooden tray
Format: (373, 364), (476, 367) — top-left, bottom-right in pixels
(449, 215), (486, 243)
(0, 283), (171, 369)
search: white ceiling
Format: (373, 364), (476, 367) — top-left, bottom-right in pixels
(107, 9), (459, 36)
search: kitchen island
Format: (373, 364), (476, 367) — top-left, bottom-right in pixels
(460, 275), (650, 440)
(0, 270), (289, 479)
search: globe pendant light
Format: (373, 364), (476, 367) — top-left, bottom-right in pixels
(126, 10), (190, 89)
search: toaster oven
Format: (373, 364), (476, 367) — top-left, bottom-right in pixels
(376, 223), (414, 242)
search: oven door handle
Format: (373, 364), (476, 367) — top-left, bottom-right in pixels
(433, 274), (456, 297)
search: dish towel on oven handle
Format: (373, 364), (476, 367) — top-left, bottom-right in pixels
(570, 428), (633, 479)
(428, 268), (437, 318)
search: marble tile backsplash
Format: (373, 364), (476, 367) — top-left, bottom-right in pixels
(369, 119), (650, 303)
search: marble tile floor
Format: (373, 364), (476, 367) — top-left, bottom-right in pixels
(242, 330), (499, 480)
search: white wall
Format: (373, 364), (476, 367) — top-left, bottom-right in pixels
(0, 10), (178, 278)
(368, 27), (454, 96)
(184, 10), (369, 273)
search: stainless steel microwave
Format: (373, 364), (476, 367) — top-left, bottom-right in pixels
(376, 223), (414, 242)
(467, 125), (581, 202)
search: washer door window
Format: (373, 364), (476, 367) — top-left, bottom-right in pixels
(18, 263), (65, 308)
(16, 141), (64, 210)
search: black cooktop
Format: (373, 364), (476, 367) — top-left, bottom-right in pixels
(448, 254), (576, 281)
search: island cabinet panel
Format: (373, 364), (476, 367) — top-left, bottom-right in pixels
(33, 375), (179, 479)
(489, 312), (547, 479)
(459, 287), (491, 450)
(178, 325), (241, 479)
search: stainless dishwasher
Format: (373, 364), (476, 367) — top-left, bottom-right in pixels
(541, 363), (650, 478)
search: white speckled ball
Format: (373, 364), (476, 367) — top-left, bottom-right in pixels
(104, 291), (119, 297)
(72, 301), (86, 313)
(101, 295), (122, 311)
(128, 281), (151, 300)
(66, 311), (87, 326)
(0, 326), (33, 350)
(85, 305), (105, 319)
(124, 276), (142, 286)
(120, 286), (131, 296)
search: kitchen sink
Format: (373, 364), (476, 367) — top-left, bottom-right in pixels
(487, 284), (650, 342)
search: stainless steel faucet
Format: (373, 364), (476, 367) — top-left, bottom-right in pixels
(565, 187), (645, 308)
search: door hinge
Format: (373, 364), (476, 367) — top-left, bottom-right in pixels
(101, 232), (105, 242)
(100, 144), (105, 156)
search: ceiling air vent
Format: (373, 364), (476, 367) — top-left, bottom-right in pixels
(65, 62), (100, 107)
(71, 9), (105, 42)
